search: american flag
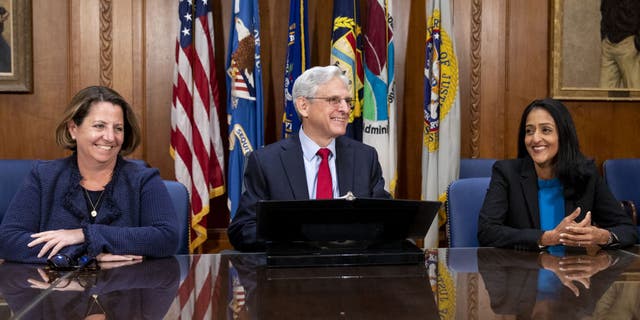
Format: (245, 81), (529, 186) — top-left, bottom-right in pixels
(164, 255), (224, 319)
(171, 0), (225, 253)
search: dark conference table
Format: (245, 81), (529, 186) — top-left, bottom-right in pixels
(1, 247), (639, 319)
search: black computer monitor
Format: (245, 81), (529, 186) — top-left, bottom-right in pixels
(256, 197), (440, 267)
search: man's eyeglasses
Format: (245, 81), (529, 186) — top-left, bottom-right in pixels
(306, 96), (354, 109)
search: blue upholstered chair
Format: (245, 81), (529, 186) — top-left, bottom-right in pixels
(603, 158), (640, 238)
(603, 159), (640, 206)
(446, 177), (491, 247)
(459, 158), (496, 179)
(163, 180), (190, 254)
(0, 160), (36, 224)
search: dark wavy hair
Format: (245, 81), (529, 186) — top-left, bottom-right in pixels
(517, 98), (592, 197)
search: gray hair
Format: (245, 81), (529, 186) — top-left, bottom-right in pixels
(292, 65), (349, 100)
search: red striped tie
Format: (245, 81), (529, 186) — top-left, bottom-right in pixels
(316, 148), (333, 199)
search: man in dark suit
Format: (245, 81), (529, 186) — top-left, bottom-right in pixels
(228, 65), (390, 251)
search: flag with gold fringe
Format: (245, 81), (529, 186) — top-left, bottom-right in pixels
(422, 0), (460, 248)
(330, 0), (364, 141)
(362, 0), (397, 196)
(171, 0), (226, 253)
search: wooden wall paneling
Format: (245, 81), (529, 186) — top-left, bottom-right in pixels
(307, 0), (333, 67)
(111, 0), (145, 159)
(69, 0), (101, 93)
(503, 0), (549, 159)
(397, 0), (426, 200)
(99, 0), (113, 88)
(392, 0), (410, 177)
(599, 102), (640, 161)
(568, 101), (640, 166)
(258, 0), (275, 145)
(477, 0), (506, 159)
(130, 0), (145, 160)
(144, 0), (175, 179)
(0, 0), (70, 159)
(453, 0), (473, 158)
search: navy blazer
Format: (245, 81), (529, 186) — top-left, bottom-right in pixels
(228, 135), (390, 251)
(478, 158), (637, 249)
(0, 155), (179, 263)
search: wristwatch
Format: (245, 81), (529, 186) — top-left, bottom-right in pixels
(601, 231), (618, 247)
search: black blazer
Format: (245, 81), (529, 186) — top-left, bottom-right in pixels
(478, 158), (637, 249)
(228, 135), (390, 251)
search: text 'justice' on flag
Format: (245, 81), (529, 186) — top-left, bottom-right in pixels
(170, 0), (226, 253)
(422, 0), (461, 249)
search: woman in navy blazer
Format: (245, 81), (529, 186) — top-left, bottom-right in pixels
(478, 98), (637, 249)
(0, 86), (178, 264)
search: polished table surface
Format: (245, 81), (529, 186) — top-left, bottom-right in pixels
(1, 247), (639, 319)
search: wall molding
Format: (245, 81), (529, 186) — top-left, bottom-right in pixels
(470, 0), (482, 158)
(99, 0), (113, 87)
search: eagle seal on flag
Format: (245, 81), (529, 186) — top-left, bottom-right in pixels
(228, 18), (257, 105)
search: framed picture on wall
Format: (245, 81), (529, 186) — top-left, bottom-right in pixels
(549, 0), (640, 100)
(0, 0), (32, 92)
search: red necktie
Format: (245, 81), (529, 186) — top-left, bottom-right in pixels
(316, 148), (333, 199)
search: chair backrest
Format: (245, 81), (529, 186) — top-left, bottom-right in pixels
(459, 158), (497, 179)
(163, 180), (190, 254)
(0, 159), (36, 223)
(446, 177), (491, 247)
(603, 159), (640, 207)
(603, 159), (640, 239)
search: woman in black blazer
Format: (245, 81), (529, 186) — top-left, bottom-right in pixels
(478, 98), (637, 249)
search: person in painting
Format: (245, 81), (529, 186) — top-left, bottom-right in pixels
(0, 6), (11, 73)
(599, 0), (640, 88)
(0, 86), (179, 264)
(478, 98), (637, 250)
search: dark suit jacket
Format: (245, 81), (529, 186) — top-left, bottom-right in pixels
(228, 135), (390, 251)
(478, 158), (637, 249)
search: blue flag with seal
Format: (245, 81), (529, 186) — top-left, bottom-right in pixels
(282, 0), (310, 139)
(226, 0), (264, 220)
(330, 0), (364, 141)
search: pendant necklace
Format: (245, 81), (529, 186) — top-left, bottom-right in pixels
(84, 187), (105, 218)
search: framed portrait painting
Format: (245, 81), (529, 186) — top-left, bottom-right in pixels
(549, 0), (640, 100)
(0, 0), (32, 92)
